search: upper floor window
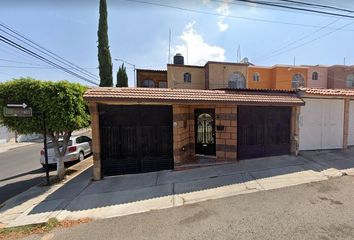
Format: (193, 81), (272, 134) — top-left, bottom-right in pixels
(291, 74), (305, 89)
(228, 72), (246, 89)
(184, 73), (191, 83)
(312, 71), (319, 80)
(158, 81), (167, 88)
(142, 79), (156, 88)
(347, 73), (354, 88)
(253, 72), (260, 82)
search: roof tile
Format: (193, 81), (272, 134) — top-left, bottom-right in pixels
(84, 87), (304, 106)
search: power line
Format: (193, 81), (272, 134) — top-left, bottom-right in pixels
(277, 0), (354, 13)
(0, 23), (100, 81)
(256, 20), (354, 63)
(0, 58), (42, 66)
(0, 34), (99, 85)
(231, 0), (354, 19)
(124, 0), (354, 31)
(254, 16), (343, 62)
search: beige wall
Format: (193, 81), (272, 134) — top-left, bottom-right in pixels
(167, 65), (205, 89)
(306, 66), (328, 88)
(207, 62), (248, 89)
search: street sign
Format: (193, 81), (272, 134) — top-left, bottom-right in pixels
(3, 107), (33, 117)
(7, 103), (28, 109)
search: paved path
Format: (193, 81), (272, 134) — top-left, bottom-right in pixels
(25, 175), (354, 240)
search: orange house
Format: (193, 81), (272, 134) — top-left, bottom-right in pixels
(248, 65), (308, 90)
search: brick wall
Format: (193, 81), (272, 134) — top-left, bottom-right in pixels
(173, 104), (238, 165)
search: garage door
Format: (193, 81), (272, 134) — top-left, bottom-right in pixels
(99, 105), (173, 176)
(299, 98), (344, 150)
(348, 101), (354, 146)
(237, 106), (291, 160)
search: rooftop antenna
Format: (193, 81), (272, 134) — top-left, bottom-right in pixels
(293, 56), (296, 66)
(168, 28), (171, 64)
(237, 44), (241, 63)
(344, 57), (346, 65)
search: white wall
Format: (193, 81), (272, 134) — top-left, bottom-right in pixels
(299, 98), (344, 150)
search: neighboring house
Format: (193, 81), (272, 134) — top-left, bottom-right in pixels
(303, 65), (328, 88)
(247, 65), (308, 90)
(136, 69), (167, 88)
(327, 65), (354, 89)
(0, 126), (15, 144)
(298, 88), (354, 150)
(85, 87), (304, 179)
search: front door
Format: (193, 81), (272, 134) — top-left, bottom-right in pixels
(195, 109), (216, 156)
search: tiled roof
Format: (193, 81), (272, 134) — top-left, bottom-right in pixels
(299, 88), (354, 97)
(84, 87), (304, 106)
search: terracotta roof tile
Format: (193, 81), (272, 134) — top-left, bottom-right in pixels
(84, 87), (304, 106)
(299, 88), (354, 97)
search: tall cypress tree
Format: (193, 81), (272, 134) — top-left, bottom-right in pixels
(116, 64), (128, 87)
(97, 0), (113, 87)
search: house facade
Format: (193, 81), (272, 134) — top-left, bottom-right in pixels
(85, 87), (304, 179)
(328, 65), (354, 89)
(136, 69), (167, 88)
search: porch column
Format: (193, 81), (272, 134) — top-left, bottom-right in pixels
(290, 106), (300, 156)
(343, 98), (350, 149)
(88, 102), (101, 180)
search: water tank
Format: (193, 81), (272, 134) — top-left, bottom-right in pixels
(173, 53), (184, 65)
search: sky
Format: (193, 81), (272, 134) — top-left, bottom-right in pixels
(0, 0), (354, 87)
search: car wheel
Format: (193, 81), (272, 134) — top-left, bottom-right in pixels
(78, 151), (85, 162)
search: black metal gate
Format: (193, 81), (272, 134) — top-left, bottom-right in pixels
(237, 106), (291, 160)
(99, 105), (173, 176)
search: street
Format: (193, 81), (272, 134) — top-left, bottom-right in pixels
(0, 143), (46, 204)
(26, 175), (354, 240)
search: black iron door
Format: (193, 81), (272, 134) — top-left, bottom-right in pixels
(237, 106), (291, 160)
(195, 109), (216, 156)
(99, 105), (173, 176)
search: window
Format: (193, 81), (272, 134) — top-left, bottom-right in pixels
(253, 72), (260, 82)
(142, 79), (156, 88)
(158, 81), (167, 88)
(347, 74), (354, 88)
(228, 72), (246, 89)
(184, 73), (191, 83)
(312, 72), (319, 80)
(291, 74), (305, 89)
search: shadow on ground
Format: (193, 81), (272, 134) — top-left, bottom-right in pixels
(21, 147), (354, 217)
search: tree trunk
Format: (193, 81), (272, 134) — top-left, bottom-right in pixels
(57, 155), (65, 180)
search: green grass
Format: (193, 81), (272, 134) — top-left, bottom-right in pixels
(0, 218), (59, 239)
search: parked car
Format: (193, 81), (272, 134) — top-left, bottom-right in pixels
(40, 135), (92, 167)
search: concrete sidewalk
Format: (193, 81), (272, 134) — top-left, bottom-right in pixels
(1, 148), (354, 228)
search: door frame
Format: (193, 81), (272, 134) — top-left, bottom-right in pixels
(194, 108), (216, 156)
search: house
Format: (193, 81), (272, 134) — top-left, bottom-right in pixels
(328, 65), (354, 89)
(302, 65), (328, 88)
(84, 87), (304, 179)
(136, 69), (167, 88)
(298, 88), (354, 150)
(247, 65), (308, 90)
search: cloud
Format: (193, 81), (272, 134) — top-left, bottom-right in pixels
(173, 21), (225, 65)
(216, 1), (230, 32)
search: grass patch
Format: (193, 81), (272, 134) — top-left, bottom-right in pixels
(0, 217), (91, 240)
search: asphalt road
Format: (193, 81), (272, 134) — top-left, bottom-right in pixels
(0, 143), (46, 204)
(27, 176), (354, 240)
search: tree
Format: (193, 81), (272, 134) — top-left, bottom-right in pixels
(0, 78), (90, 180)
(97, 0), (113, 87)
(116, 63), (128, 87)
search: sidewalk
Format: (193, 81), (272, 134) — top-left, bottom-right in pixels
(1, 148), (354, 228)
(0, 142), (37, 153)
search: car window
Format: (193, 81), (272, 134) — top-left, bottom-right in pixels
(47, 140), (72, 148)
(76, 137), (83, 144)
(83, 136), (91, 142)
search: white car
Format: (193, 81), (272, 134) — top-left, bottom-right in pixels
(40, 135), (92, 167)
